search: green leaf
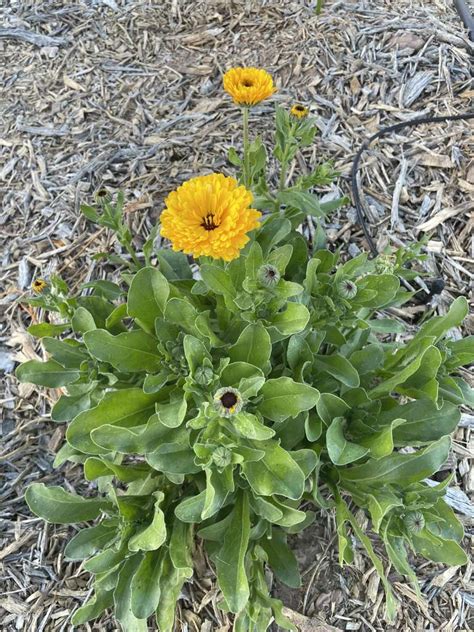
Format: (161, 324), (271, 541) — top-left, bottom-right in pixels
(165, 298), (198, 332)
(155, 553), (188, 632)
(242, 440), (305, 499)
(169, 519), (193, 576)
(114, 554), (148, 632)
(377, 400), (460, 446)
(314, 354), (360, 388)
(270, 302), (310, 335)
(316, 393), (350, 425)
(216, 493), (250, 614)
(232, 412), (275, 440)
(257, 216), (292, 255)
(340, 436), (450, 485)
(84, 457), (151, 482)
(202, 467), (232, 520)
(16, 359), (80, 387)
(147, 442), (200, 475)
(128, 493), (167, 552)
(201, 264), (236, 299)
(267, 244), (293, 274)
(156, 392), (187, 428)
(326, 417), (369, 465)
(84, 329), (161, 373)
(25, 484), (111, 524)
(277, 190), (323, 218)
(174, 491), (206, 523)
(51, 391), (93, 422)
(245, 241), (264, 280)
(410, 531), (468, 566)
(72, 306), (97, 334)
(258, 377), (319, 422)
(130, 549), (164, 619)
(183, 335), (210, 374)
(42, 337), (89, 368)
(90, 412), (176, 454)
(229, 322), (272, 368)
(72, 585), (113, 625)
(220, 362), (264, 387)
(27, 322), (69, 338)
(156, 250), (192, 281)
(67, 388), (160, 454)
(127, 267), (170, 333)
(261, 529), (301, 588)
(64, 524), (117, 560)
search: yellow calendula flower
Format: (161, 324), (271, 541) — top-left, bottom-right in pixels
(160, 173), (261, 261)
(223, 67), (276, 106)
(290, 104), (309, 119)
(31, 278), (47, 294)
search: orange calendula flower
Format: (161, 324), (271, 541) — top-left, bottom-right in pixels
(31, 278), (47, 294)
(160, 173), (261, 261)
(290, 103), (309, 119)
(223, 67), (276, 106)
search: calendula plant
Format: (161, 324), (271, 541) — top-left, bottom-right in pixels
(17, 67), (471, 631)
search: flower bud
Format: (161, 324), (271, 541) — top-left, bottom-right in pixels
(195, 366), (214, 386)
(257, 264), (280, 288)
(290, 103), (309, 119)
(403, 511), (425, 534)
(31, 278), (48, 294)
(337, 278), (357, 299)
(212, 446), (232, 469)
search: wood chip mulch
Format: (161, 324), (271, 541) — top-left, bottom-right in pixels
(1, 1), (472, 630)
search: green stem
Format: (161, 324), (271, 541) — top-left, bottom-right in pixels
(242, 106), (250, 188)
(279, 154), (288, 191)
(122, 237), (141, 269)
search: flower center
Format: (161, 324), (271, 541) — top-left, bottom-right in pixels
(295, 105), (305, 111)
(201, 213), (218, 231)
(220, 391), (238, 409)
(242, 79), (253, 87)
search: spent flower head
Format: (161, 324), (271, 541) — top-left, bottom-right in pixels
(223, 67), (276, 106)
(213, 386), (243, 417)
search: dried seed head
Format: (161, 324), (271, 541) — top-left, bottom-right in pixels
(257, 264), (280, 288)
(213, 386), (243, 417)
(337, 278), (357, 299)
(404, 511), (425, 534)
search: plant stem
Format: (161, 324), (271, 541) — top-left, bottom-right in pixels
(242, 106), (250, 188)
(122, 237), (141, 269)
(279, 153), (288, 191)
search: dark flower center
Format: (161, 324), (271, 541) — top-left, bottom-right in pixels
(201, 213), (218, 231)
(242, 80), (253, 87)
(295, 105), (305, 111)
(221, 391), (238, 409)
(97, 189), (108, 197)
(267, 268), (276, 277)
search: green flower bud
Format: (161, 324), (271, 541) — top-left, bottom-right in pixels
(195, 366), (214, 386)
(213, 387), (243, 418)
(257, 264), (280, 288)
(404, 511), (425, 534)
(337, 278), (357, 299)
(212, 446), (232, 469)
